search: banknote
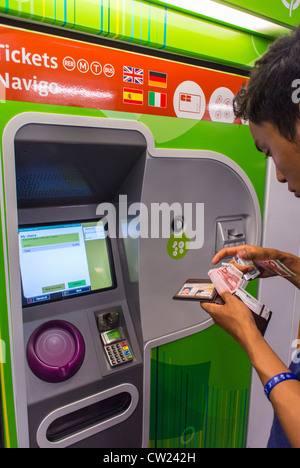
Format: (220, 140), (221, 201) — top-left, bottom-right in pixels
(234, 255), (261, 281)
(255, 259), (296, 278)
(208, 264), (244, 294)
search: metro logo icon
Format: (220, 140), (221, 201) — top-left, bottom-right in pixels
(91, 61), (102, 75)
(77, 58), (89, 73)
(63, 56), (76, 71)
(63, 56), (102, 75)
(103, 64), (115, 77)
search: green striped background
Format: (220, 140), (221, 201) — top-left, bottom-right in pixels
(0, 0), (273, 69)
(150, 326), (251, 448)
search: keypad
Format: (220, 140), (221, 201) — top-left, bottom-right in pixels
(104, 341), (133, 367)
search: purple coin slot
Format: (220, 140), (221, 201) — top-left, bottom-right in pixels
(27, 320), (85, 383)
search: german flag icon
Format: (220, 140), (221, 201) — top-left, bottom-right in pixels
(149, 71), (167, 88)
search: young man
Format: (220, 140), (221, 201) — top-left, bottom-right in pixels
(201, 26), (300, 448)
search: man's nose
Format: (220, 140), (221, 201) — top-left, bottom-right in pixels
(276, 167), (287, 184)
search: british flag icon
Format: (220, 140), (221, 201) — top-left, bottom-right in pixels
(123, 66), (144, 85)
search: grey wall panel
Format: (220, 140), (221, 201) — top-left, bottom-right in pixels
(140, 156), (259, 342)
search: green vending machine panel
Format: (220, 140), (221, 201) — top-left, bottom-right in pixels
(150, 326), (251, 448)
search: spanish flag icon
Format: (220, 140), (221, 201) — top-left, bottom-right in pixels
(123, 87), (143, 105)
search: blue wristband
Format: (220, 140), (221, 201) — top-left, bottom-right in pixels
(264, 372), (299, 400)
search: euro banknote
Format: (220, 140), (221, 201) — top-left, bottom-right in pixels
(255, 259), (296, 278)
(208, 264), (244, 294)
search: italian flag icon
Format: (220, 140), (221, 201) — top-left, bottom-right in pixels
(148, 91), (167, 108)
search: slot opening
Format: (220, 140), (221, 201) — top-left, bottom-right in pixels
(46, 391), (131, 442)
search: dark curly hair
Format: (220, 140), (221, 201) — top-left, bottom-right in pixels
(233, 26), (300, 141)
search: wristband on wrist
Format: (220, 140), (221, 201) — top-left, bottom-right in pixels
(264, 372), (299, 400)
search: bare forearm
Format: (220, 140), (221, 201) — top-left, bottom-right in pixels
(245, 332), (300, 448)
(276, 250), (300, 290)
(201, 288), (300, 448)
(245, 331), (290, 385)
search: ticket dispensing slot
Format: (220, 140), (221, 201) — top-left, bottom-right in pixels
(216, 218), (246, 253)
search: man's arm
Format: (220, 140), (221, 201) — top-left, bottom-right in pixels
(202, 292), (300, 448)
(247, 330), (300, 449)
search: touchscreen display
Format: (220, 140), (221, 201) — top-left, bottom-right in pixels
(19, 220), (114, 306)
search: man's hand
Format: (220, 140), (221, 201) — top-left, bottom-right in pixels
(213, 245), (300, 287)
(201, 290), (260, 352)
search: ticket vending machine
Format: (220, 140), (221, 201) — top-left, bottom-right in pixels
(5, 115), (147, 448)
(2, 113), (261, 448)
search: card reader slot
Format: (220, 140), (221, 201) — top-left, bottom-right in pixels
(216, 218), (246, 253)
